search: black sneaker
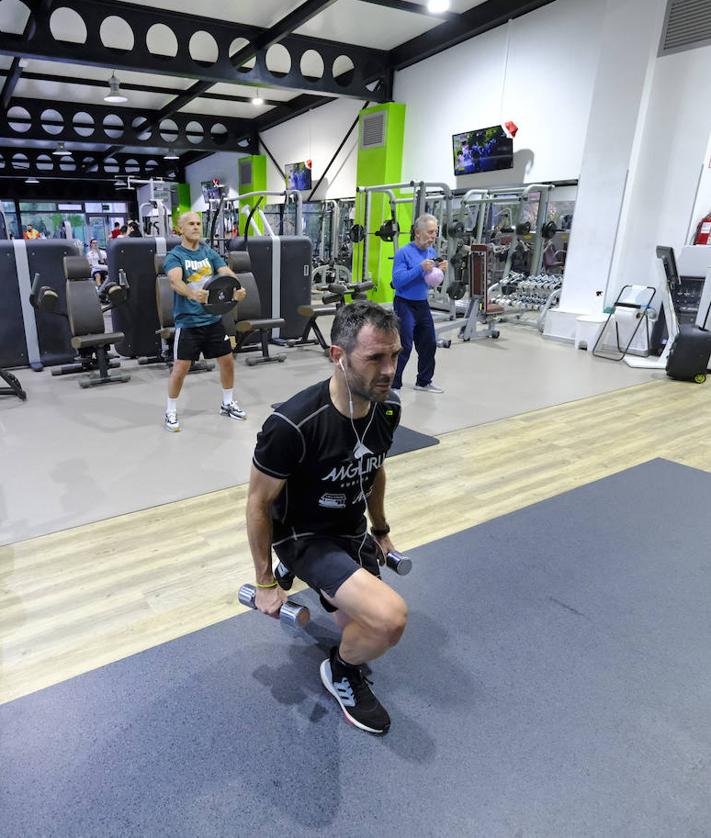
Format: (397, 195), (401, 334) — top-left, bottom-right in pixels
(320, 647), (390, 734)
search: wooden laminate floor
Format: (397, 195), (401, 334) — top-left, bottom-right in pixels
(2, 378), (710, 705)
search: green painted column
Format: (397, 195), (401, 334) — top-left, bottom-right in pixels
(171, 183), (192, 231)
(238, 155), (267, 235)
(353, 103), (406, 304)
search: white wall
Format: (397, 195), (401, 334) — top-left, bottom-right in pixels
(184, 151), (246, 211)
(394, 0), (605, 188)
(260, 97), (364, 199)
(610, 45), (711, 297)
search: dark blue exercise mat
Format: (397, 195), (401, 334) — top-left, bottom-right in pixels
(387, 424), (439, 457)
(3, 458), (711, 837)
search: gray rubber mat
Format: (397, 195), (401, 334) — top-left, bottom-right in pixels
(2, 458), (710, 837)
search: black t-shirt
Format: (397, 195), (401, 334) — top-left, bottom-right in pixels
(253, 379), (401, 544)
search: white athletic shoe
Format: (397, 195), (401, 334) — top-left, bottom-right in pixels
(220, 400), (247, 420)
(414, 382), (445, 394)
(164, 411), (180, 432)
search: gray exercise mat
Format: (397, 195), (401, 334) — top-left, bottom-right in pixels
(2, 458), (711, 837)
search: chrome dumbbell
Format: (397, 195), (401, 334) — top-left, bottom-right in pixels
(238, 584), (310, 628)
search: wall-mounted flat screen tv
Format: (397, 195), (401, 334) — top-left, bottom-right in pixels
(452, 126), (513, 176)
(285, 161), (312, 191)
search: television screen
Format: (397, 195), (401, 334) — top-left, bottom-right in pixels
(452, 126), (513, 176)
(285, 161), (312, 191)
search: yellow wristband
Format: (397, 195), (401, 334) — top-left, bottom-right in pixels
(255, 581), (278, 589)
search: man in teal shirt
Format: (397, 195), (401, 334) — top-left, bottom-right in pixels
(163, 211), (247, 432)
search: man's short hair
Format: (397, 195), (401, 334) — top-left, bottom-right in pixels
(413, 213), (438, 233)
(330, 300), (400, 355)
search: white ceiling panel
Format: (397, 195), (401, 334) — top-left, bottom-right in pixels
(180, 99), (275, 120)
(205, 83), (298, 103)
(0, 55), (14, 71)
(120, 0), (307, 30)
(295, 0), (438, 49)
(22, 60), (193, 91)
(0, 0), (31, 35)
(14, 79), (175, 111)
(404, 0), (489, 11)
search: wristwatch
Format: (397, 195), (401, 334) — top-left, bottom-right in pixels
(370, 524), (390, 537)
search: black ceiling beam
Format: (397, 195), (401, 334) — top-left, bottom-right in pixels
(1, 71), (294, 108)
(358, 0), (459, 21)
(230, 0), (340, 68)
(390, 0), (557, 70)
(0, 0), (391, 102)
(97, 0), (340, 166)
(0, 0), (53, 109)
(0, 147), (181, 181)
(0, 97), (255, 154)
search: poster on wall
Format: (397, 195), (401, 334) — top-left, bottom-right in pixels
(285, 162), (312, 191)
(452, 126), (513, 176)
(201, 179), (224, 202)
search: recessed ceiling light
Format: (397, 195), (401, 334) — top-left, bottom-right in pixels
(427, 0), (450, 12)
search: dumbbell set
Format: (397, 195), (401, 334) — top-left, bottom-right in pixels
(237, 549), (414, 629)
(490, 273), (563, 311)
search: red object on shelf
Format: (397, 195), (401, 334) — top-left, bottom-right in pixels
(504, 121), (518, 138)
(694, 211), (711, 245)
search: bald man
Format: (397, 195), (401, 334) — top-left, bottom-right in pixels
(162, 211), (247, 432)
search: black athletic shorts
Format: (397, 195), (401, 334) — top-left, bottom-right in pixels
(273, 533), (382, 613)
(174, 320), (231, 361)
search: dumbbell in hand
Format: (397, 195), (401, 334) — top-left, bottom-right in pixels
(238, 583), (310, 628)
(384, 550), (412, 576)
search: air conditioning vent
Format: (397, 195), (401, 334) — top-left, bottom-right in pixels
(660, 0), (711, 56)
(239, 158), (252, 186)
(361, 111), (386, 149)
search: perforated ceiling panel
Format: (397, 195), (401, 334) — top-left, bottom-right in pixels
(660, 0), (711, 55)
(361, 111), (386, 149)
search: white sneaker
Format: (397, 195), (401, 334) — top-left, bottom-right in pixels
(414, 382), (445, 394)
(220, 400), (247, 420)
(164, 411), (180, 432)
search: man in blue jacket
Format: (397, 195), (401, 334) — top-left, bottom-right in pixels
(391, 214), (448, 393)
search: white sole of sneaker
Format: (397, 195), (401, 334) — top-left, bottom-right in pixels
(319, 660), (388, 735)
(164, 425), (180, 432)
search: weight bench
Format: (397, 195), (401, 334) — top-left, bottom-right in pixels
(62, 257), (130, 388)
(226, 251), (286, 365)
(0, 368), (26, 401)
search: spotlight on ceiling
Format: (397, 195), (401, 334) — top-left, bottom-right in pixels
(427, 0), (450, 11)
(104, 73), (128, 104)
(52, 142), (71, 156)
(164, 148), (179, 160)
(251, 88), (264, 106)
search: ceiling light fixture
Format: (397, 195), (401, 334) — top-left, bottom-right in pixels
(427, 0), (450, 12)
(104, 73), (128, 104)
(251, 88), (264, 106)
(52, 142), (71, 156)
(164, 148), (179, 160)
(25, 176), (39, 184)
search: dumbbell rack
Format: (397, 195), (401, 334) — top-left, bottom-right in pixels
(488, 273), (564, 333)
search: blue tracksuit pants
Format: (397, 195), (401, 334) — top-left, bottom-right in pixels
(393, 296), (436, 389)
